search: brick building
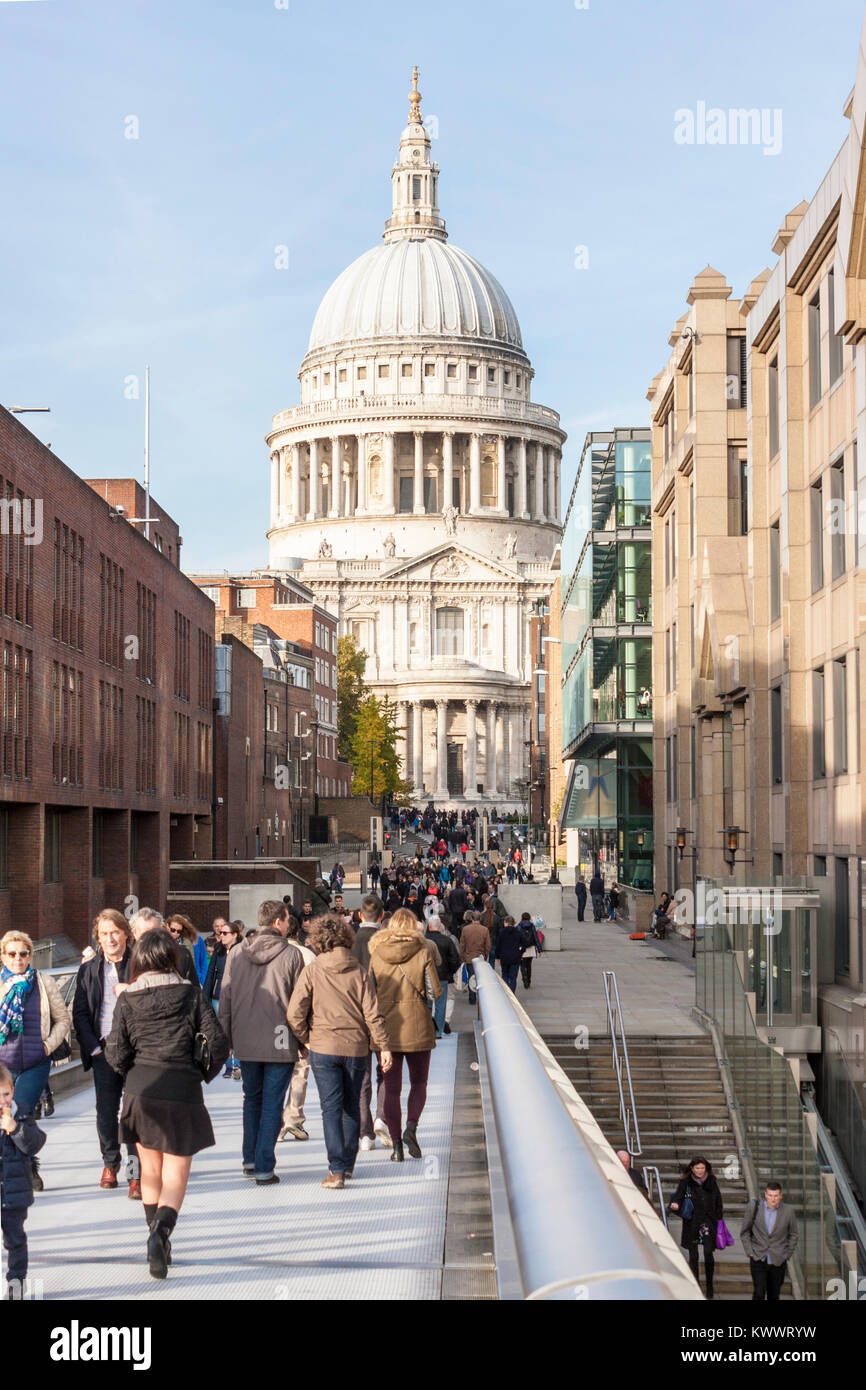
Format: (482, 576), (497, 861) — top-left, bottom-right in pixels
(190, 571), (351, 803)
(0, 407), (215, 947)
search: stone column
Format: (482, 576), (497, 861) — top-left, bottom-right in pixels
(534, 442), (546, 522)
(413, 701), (424, 793)
(269, 451), (279, 525)
(485, 701), (498, 797)
(435, 699), (449, 799)
(501, 705), (511, 795)
(442, 431), (454, 512)
(413, 430), (425, 514)
(496, 435), (507, 514)
(546, 446), (557, 523)
(291, 442), (302, 519)
(398, 701), (410, 782)
(329, 436), (341, 518)
(464, 698), (478, 798)
(356, 434), (367, 515)
(517, 436), (529, 520)
(307, 439), (321, 520)
(469, 432), (482, 514)
(554, 451), (561, 525)
(342, 460), (354, 518)
(384, 431), (396, 513)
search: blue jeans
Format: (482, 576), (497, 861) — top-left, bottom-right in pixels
(11, 1058), (51, 1115)
(309, 1053), (367, 1175)
(501, 962), (520, 993)
(433, 983), (448, 1038)
(240, 1061), (294, 1177)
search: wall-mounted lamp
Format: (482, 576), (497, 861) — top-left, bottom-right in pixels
(635, 829), (645, 849)
(721, 825), (752, 872)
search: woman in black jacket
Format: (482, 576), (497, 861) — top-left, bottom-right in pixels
(669, 1155), (723, 1298)
(203, 920), (243, 1078)
(106, 929), (228, 1280)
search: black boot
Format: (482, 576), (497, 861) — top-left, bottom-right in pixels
(403, 1122), (422, 1158)
(147, 1206), (177, 1280)
(390, 1139), (405, 1163)
(30, 1158), (43, 1193)
(143, 1204), (171, 1267)
(43, 1087), (54, 1118)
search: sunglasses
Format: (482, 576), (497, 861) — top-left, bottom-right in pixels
(4, 949), (30, 958)
(166, 927), (182, 936)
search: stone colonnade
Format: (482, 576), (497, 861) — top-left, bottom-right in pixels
(268, 428), (561, 526)
(395, 696), (528, 800)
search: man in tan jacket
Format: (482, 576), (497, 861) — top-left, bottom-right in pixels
(458, 912), (491, 1005)
(278, 915), (316, 1143)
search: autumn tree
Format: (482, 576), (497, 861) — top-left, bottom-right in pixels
(349, 694), (412, 803)
(337, 634), (368, 763)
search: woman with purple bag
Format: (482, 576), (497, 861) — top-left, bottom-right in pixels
(669, 1155), (724, 1299)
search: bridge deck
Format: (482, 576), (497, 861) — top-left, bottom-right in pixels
(24, 1039), (458, 1301)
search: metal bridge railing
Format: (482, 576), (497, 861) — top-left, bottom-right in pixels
(473, 960), (700, 1301)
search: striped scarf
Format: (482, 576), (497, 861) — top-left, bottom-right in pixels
(0, 965), (36, 1046)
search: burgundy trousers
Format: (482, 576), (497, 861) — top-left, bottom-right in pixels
(382, 1050), (431, 1143)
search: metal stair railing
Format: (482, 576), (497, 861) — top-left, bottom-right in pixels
(602, 969), (641, 1157)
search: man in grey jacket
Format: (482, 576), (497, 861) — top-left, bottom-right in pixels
(219, 900), (303, 1185)
(740, 1181), (799, 1300)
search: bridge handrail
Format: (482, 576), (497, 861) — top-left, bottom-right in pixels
(473, 959), (700, 1301)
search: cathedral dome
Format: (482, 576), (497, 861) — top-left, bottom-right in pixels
(307, 238), (524, 355)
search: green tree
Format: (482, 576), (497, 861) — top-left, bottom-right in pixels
(350, 694), (412, 803)
(337, 634), (368, 763)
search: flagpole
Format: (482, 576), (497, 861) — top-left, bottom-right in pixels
(144, 364), (151, 541)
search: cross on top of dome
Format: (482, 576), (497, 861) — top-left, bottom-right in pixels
(408, 64), (422, 125)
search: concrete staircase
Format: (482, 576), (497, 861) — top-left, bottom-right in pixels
(546, 1033), (771, 1300)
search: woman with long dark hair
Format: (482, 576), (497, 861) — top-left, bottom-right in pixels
(669, 1154), (724, 1299)
(106, 929), (228, 1279)
(204, 920), (243, 1078)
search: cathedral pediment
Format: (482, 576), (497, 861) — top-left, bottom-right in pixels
(383, 543), (520, 583)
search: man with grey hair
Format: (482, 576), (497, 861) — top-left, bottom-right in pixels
(425, 916), (459, 1039)
(129, 907), (198, 985)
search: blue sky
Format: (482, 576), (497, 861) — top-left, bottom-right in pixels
(2, 0), (864, 570)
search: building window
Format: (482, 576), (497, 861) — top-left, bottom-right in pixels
(52, 521), (82, 646)
(338, 368), (347, 382)
(174, 612), (190, 701)
(468, 365), (478, 381)
(52, 662), (83, 786)
(814, 854), (827, 876)
(809, 291), (822, 408)
(504, 371), (511, 385)
(200, 586), (219, 603)
(773, 852), (783, 879)
(811, 480), (824, 591)
(98, 554), (124, 668)
(835, 857), (850, 976)
(671, 512), (677, 578)
(435, 607), (464, 657)
(771, 685), (783, 784)
(834, 656), (848, 775)
(830, 456), (846, 578)
(44, 810), (62, 883)
(726, 334), (747, 409)
(401, 362), (412, 378)
(412, 175), (421, 200)
(727, 448), (748, 535)
(236, 588), (256, 608)
(828, 267), (844, 385)
(769, 522), (781, 622)
(378, 363), (390, 379)
(323, 371), (330, 385)
(487, 367), (496, 384)
(686, 358), (694, 417)
(398, 476), (414, 513)
(768, 355), (780, 458)
(357, 366), (367, 381)
(671, 730), (678, 801)
(813, 668), (826, 778)
(689, 483), (695, 556)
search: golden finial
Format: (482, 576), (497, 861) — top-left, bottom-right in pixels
(408, 65), (422, 124)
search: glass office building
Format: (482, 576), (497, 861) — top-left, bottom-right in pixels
(560, 429), (653, 888)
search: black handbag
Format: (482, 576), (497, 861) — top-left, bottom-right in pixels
(192, 1030), (211, 1077)
(50, 1037), (72, 1062)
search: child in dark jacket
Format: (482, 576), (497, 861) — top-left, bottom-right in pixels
(0, 1061), (45, 1298)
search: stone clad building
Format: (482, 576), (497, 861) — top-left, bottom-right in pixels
(265, 71), (564, 807)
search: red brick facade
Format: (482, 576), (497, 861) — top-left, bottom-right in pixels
(0, 408), (214, 945)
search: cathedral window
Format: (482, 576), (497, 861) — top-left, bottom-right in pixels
(378, 363), (390, 379)
(435, 607), (464, 657)
(446, 363), (457, 379)
(504, 371), (511, 385)
(401, 362), (412, 378)
(468, 365), (478, 381)
(323, 371), (330, 384)
(338, 368), (347, 382)
(487, 367), (496, 384)
(516, 373), (522, 387)
(412, 175), (421, 200)
(424, 362), (435, 378)
(357, 366), (367, 381)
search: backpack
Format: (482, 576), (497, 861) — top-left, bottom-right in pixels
(519, 921), (535, 949)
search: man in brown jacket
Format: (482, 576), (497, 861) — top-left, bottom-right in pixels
(287, 915), (392, 1188)
(459, 912), (491, 1005)
(219, 900), (303, 1185)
